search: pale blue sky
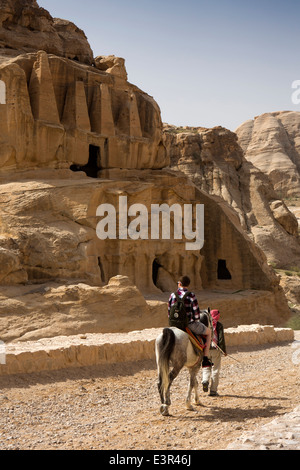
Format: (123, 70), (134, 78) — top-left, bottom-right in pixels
(40, 0), (300, 130)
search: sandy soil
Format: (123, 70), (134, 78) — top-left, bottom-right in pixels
(0, 333), (299, 451)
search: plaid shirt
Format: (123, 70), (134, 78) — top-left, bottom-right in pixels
(168, 287), (201, 323)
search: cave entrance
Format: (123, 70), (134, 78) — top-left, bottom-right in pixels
(217, 259), (232, 280)
(152, 259), (162, 287)
(98, 257), (106, 283)
(70, 145), (101, 178)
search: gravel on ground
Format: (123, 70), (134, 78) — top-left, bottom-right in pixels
(0, 333), (299, 451)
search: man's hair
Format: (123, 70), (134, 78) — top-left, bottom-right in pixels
(179, 276), (191, 287)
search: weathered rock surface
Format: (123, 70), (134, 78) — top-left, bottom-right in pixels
(235, 111), (300, 198)
(0, 275), (291, 343)
(279, 272), (300, 316)
(0, 49), (167, 172)
(227, 406), (300, 450)
(0, 0), (93, 64)
(164, 124), (300, 269)
(0, 168), (289, 300)
(94, 55), (128, 80)
(0, 2), (293, 344)
(0, 275), (163, 343)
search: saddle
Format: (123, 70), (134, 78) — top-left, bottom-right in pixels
(185, 327), (206, 353)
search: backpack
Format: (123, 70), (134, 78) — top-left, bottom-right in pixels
(169, 291), (191, 331)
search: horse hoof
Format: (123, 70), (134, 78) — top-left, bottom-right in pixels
(186, 404), (194, 411)
(160, 405), (170, 416)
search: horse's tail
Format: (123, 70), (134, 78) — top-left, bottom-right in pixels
(156, 328), (176, 397)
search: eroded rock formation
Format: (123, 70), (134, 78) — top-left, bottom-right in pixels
(164, 125), (300, 269)
(0, 1), (292, 340)
(0, 0), (93, 64)
(0, 49), (167, 172)
(0, 166), (282, 294)
(236, 111), (300, 198)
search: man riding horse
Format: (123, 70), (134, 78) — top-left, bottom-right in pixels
(168, 276), (213, 368)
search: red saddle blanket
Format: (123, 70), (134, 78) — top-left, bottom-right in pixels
(185, 327), (206, 352)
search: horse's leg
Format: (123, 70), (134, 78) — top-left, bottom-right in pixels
(156, 329), (176, 416)
(159, 368), (179, 416)
(157, 375), (165, 405)
(157, 372), (170, 416)
(186, 368), (196, 410)
(193, 366), (202, 406)
(186, 364), (201, 410)
(165, 366), (182, 407)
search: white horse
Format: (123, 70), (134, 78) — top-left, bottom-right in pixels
(155, 327), (203, 416)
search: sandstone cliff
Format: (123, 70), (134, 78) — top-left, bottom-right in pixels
(0, 48), (167, 173)
(0, 1), (292, 341)
(235, 111), (300, 198)
(164, 125), (300, 270)
(0, 0), (93, 64)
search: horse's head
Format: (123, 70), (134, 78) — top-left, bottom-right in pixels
(200, 310), (209, 327)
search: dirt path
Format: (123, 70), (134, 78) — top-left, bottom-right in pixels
(0, 335), (299, 451)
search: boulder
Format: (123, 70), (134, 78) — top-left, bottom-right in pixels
(0, 0), (93, 64)
(94, 55), (128, 80)
(270, 200), (298, 236)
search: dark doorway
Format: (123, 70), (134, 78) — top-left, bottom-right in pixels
(98, 256), (105, 283)
(70, 145), (101, 178)
(218, 259), (232, 280)
(152, 259), (162, 287)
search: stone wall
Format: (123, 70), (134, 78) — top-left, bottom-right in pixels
(0, 324), (294, 377)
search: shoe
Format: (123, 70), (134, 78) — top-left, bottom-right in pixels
(202, 381), (209, 393)
(209, 391), (219, 397)
(202, 356), (213, 368)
